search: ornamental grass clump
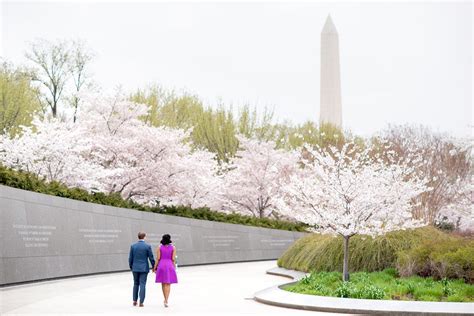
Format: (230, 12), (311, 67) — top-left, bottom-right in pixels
(396, 237), (474, 283)
(278, 226), (473, 279)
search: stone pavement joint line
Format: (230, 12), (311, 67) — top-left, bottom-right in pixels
(253, 267), (474, 315)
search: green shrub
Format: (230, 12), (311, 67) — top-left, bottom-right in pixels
(0, 164), (308, 232)
(311, 271), (341, 284)
(352, 272), (370, 283)
(383, 268), (399, 278)
(278, 227), (454, 273)
(335, 282), (355, 298)
(312, 282), (325, 293)
(413, 287), (443, 300)
(416, 295), (438, 302)
(300, 275), (312, 285)
(356, 284), (386, 299)
(285, 270), (474, 302)
(464, 285), (474, 297)
(406, 282), (416, 295)
(447, 293), (469, 302)
(440, 278), (453, 296)
(396, 238), (474, 283)
(423, 278), (435, 288)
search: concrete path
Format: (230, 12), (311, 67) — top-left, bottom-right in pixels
(0, 261), (349, 315)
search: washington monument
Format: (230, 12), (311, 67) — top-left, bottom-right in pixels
(320, 15), (342, 128)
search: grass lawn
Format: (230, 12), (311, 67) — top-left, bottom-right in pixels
(283, 269), (474, 302)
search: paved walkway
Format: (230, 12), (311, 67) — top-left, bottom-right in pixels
(0, 261), (349, 315)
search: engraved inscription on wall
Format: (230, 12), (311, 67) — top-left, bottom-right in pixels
(79, 228), (122, 243)
(147, 233), (182, 250)
(260, 238), (294, 247)
(203, 235), (239, 249)
(13, 224), (56, 248)
(146, 233), (161, 246)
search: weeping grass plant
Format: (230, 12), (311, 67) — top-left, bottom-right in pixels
(277, 227), (457, 273)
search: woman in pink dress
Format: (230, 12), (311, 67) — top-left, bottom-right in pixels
(152, 234), (178, 307)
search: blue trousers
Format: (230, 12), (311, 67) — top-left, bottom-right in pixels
(132, 272), (148, 303)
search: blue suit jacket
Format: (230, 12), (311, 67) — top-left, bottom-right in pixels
(128, 240), (155, 273)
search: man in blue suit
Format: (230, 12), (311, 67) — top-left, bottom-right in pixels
(129, 232), (155, 307)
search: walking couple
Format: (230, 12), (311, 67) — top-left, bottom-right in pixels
(128, 232), (178, 308)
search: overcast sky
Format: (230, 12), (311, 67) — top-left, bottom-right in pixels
(1, 1), (472, 137)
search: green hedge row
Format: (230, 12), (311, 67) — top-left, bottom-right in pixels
(0, 165), (308, 232)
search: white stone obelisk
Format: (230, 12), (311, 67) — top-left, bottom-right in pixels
(320, 15), (342, 128)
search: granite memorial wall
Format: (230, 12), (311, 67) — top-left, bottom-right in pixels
(0, 185), (305, 285)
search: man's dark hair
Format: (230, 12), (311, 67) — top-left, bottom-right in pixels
(138, 232), (146, 240)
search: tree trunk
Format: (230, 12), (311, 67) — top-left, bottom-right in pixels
(343, 235), (350, 282)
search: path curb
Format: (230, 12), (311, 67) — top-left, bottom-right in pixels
(254, 267), (474, 315)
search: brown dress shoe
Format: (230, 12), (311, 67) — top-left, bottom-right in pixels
(133, 301), (137, 306)
(139, 303), (144, 307)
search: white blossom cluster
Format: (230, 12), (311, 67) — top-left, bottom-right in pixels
(0, 94), (221, 209)
(220, 136), (300, 218)
(275, 143), (431, 237)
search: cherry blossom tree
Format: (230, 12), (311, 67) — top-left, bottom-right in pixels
(0, 117), (111, 190)
(221, 136), (300, 218)
(377, 125), (472, 225)
(436, 176), (473, 231)
(0, 93), (221, 208)
(277, 143), (430, 281)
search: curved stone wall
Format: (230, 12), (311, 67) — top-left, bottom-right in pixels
(0, 185), (305, 285)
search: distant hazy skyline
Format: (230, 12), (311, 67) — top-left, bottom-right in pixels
(1, 1), (472, 137)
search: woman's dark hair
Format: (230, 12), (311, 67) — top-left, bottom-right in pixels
(160, 234), (172, 245)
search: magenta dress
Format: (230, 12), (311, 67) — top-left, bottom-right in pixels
(155, 245), (178, 284)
